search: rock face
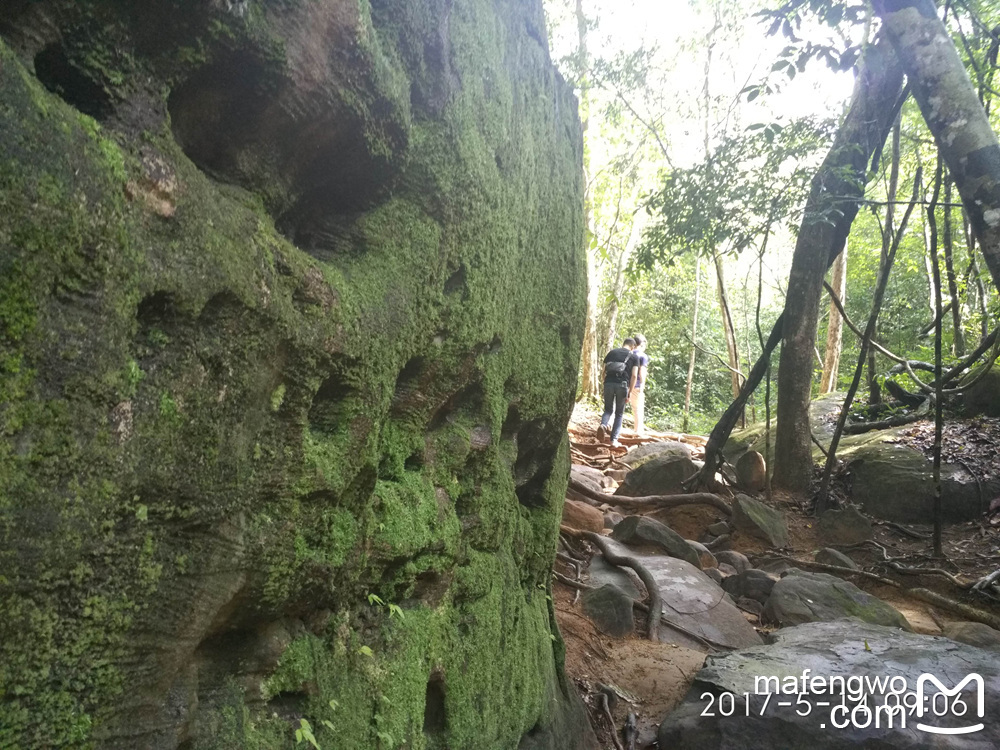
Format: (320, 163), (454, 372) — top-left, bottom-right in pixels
(659, 619), (1000, 749)
(0, 2), (591, 749)
(763, 570), (911, 630)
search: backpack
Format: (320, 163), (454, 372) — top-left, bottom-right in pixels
(604, 351), (631, 379)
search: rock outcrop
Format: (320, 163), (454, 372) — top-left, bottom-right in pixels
(0, 1), (590, 748)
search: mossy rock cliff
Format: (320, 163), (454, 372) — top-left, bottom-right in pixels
(0, 1), (593, 747)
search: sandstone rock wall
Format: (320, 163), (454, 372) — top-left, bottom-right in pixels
(0, 1), (590, 747)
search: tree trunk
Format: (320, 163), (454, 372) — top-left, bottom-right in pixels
(714, 252), (742, 402)
(772, 37), (905, 492)
(604, 212), (645, 351)
(820, 244), (847, 394)
(575, 0), (600, 400)
(869, 114), (901, 406)
(943, 175), (966, 355)
(683, 255), (701, 433)
(874, 0), (1000, 293)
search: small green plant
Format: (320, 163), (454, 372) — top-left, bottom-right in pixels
(295, 718), (320, 749)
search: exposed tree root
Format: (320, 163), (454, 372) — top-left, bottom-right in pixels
(560, 526), (662, 642)
(568, 478), (732, 516)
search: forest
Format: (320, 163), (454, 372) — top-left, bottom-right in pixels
(3, 0), (1000, 748)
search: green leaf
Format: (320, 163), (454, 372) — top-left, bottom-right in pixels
(135, 505), (148, 522)
(358, 645), (375, 657)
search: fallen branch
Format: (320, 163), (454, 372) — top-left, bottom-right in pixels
(568, 478), (731, 516)
(842, 398), (931, 434)
(908, 588), (1000, 631)
(599, 692), (624, 750)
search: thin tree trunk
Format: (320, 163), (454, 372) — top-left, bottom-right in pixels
(943, 175), (966, 355)
(815, 168), (923, 513)
(820, 244), (848, 394)
(715, 252), (742, 403)
(874, 0), (1000, 293)
(773, 37), (905, 492)
(604, 212), (645, 351)
(929, 157), (945, 557)
(575, 0), (600, 400)
(868, 114), (901, 406)
(683, 256), (701, 433)
(964, 213), (991, 337)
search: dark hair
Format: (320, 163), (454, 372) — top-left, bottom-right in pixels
(633, 333), (647, 346)
(623, 338), (636, 347)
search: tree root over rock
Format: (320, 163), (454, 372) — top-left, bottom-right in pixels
(567, 478), (732, 516)
(560, 526), (662, 642)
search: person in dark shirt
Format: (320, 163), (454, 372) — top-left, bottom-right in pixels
(628, 333), (650, 436)
(597, 337), (636, 447)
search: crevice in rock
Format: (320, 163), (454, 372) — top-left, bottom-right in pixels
(428, 382), (484, 431)
(33, 42), (113, 119)
(444, 265), (467, 297)
(423, 671), (447, 735)
(513, 418), (558, 509)
(307, 369), (356, 435)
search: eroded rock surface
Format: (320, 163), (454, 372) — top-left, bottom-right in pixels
(0, 1), (591, 748)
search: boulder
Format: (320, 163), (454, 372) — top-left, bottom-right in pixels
(763, 570), (911, 630)
(686, 539), (718, 569)
(943, 621), (1000, 652)
(722, 569), (777, 605)
(707, 521), (731, 537)
(816, 506), (873, 545)
(611, 516), (702, 569)
(815, 547), (858, 570)
(619, 440), (692, 468)
(571, 464), (612, 493)
(646, 504), (726, 541)
(658, 619), (1000, 749)
(848, 443), (987, 523)
(581, 584), (635, 637)
(735, 450), (767, 492)
(588, 541), (763, 650)
(703, 568), (724, 585)
(714, 550), (750, 574)
(616, 454), (700, 497)
(731, 494), (789, 548)
(562, 499), (605, 533)
(603, 510), (624, 530)
(717, 562), (739, 577)
(962, 365), (1000, 417)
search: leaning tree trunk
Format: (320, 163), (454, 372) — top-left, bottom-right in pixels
(772, 36), (905, 492)
(874, 0), (1000, 293)
(820, 243), (848, 394)
(695, 37), (904, 489)
(604, 211), (645, 350)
